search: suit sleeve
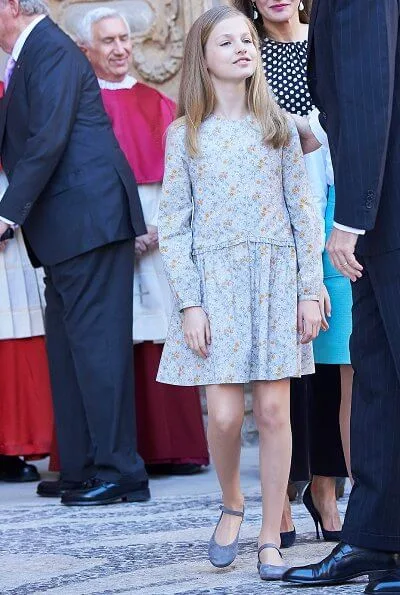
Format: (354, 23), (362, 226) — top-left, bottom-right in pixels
(0, 45), (83, 224)
(331, 0), (399, 230)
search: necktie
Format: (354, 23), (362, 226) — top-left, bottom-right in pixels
(4, 57), (16, 92)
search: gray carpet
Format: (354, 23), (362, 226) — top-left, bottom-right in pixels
(0, 481), (368, 595)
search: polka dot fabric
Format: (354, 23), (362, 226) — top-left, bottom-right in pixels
(262, 38), (314, 116)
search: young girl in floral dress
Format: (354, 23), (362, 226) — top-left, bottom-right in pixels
(157, 6), (322, 580)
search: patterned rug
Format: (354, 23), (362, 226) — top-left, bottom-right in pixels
(0, 484), (367, 595)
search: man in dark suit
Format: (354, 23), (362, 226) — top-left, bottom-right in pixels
(284, 1), (400, 593)
(0, 0), (150, 506)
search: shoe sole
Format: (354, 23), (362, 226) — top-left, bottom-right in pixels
(209, 559), (236, 568)
(62, 489), (151, 506)
(285, 571), (380, 586)
(2, 479), (40, 483)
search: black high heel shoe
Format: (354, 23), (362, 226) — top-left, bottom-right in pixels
(302, 483), (342, 542)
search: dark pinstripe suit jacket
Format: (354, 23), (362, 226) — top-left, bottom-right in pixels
(307, 0), (400, 255)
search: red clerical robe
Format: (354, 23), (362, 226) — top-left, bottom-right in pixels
(100, 81), (208, 466)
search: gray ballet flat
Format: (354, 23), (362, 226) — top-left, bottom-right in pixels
(208, 504), (245, 568)
(257, 543), (289, 581)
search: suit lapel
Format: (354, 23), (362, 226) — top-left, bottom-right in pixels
(0, 17), (52, 153)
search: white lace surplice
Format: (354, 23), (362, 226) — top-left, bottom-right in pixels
(0, 171), (46, 340)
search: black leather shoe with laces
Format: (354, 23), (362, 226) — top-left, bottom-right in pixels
(37, 479), (86, 497)
(61, 477), (150, 506)
(282, 542), (398, 586)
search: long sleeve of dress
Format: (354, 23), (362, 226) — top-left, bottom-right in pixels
(158, 124), (202, 311)
(282, 118), (323, 301)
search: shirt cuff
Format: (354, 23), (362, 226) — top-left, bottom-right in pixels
(179, 301), (202, 312)
(308, 109), (328, 148)
(333, 222), (366, 235)
(0, 216), (15, 225)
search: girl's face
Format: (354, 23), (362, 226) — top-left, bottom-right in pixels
(255, 0), (300, 24)
(204, 16), (257, 83)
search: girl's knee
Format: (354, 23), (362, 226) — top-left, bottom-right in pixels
(254, 401), (288, 433)
(208, 409), (243, 435)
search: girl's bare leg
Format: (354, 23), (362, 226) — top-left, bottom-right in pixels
(253, 378), (291, 565)
(206, 383), (245, 545)
(280, 492), (295, 532)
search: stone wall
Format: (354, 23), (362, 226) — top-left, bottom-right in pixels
(45, 0), (219, 98)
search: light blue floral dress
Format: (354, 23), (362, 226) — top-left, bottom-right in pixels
(157, 115), (322, 386)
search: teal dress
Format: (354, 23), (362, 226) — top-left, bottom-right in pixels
(313, 186), (352, 364)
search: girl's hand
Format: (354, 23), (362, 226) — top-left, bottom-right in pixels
(297, 300), (322, 344)
(319, 284), (331, 331)
(183, 306), (211, 359)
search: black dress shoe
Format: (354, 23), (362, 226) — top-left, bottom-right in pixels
(282, 542), (398, 586)
(37, 479), (86, 497)
(145, 463), (204, 476)
(365, 570), (400, 594)
(0, 456), (40, 483)
(61, 478), (151, 506)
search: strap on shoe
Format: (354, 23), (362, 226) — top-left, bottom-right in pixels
(219, 505), (244, 518)
(258, 543), (283, 561)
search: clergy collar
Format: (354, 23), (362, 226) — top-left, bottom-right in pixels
(97, 75), (137, 90)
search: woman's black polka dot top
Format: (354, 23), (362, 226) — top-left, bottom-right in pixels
(261, 37), (315, 117)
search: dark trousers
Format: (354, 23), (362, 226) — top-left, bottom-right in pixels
(309, 364), (348, 478)
(290, 377), (310, 481)
(44, 240), (146, 483)
(342, 250), (400, 552)
(290, 368), (347, 482)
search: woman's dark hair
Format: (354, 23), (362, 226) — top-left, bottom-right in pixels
(231, 0), (312, 39)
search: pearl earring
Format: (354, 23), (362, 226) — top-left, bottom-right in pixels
(299, 1), (305, 10)
(252, 2), (258, 19)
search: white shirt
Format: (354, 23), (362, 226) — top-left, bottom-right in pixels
(308, 109), (365, 236)
(12, 15), (46, 61)
(98, 75), (137, 90)
(0, 15), (46, 228)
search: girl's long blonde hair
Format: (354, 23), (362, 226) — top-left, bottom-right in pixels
(176, 5), (289, 157)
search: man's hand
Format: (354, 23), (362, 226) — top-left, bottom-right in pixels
(146, 224), (159, 250)
(291, 114), (321, 155)
(326, 228), (363, 282)
(0, 220), (10, 252)
(183, 306), (211, 359)
(134, 235), (149, 256)
(297, 300), (322, 344)
(134, 225), (159, 257)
